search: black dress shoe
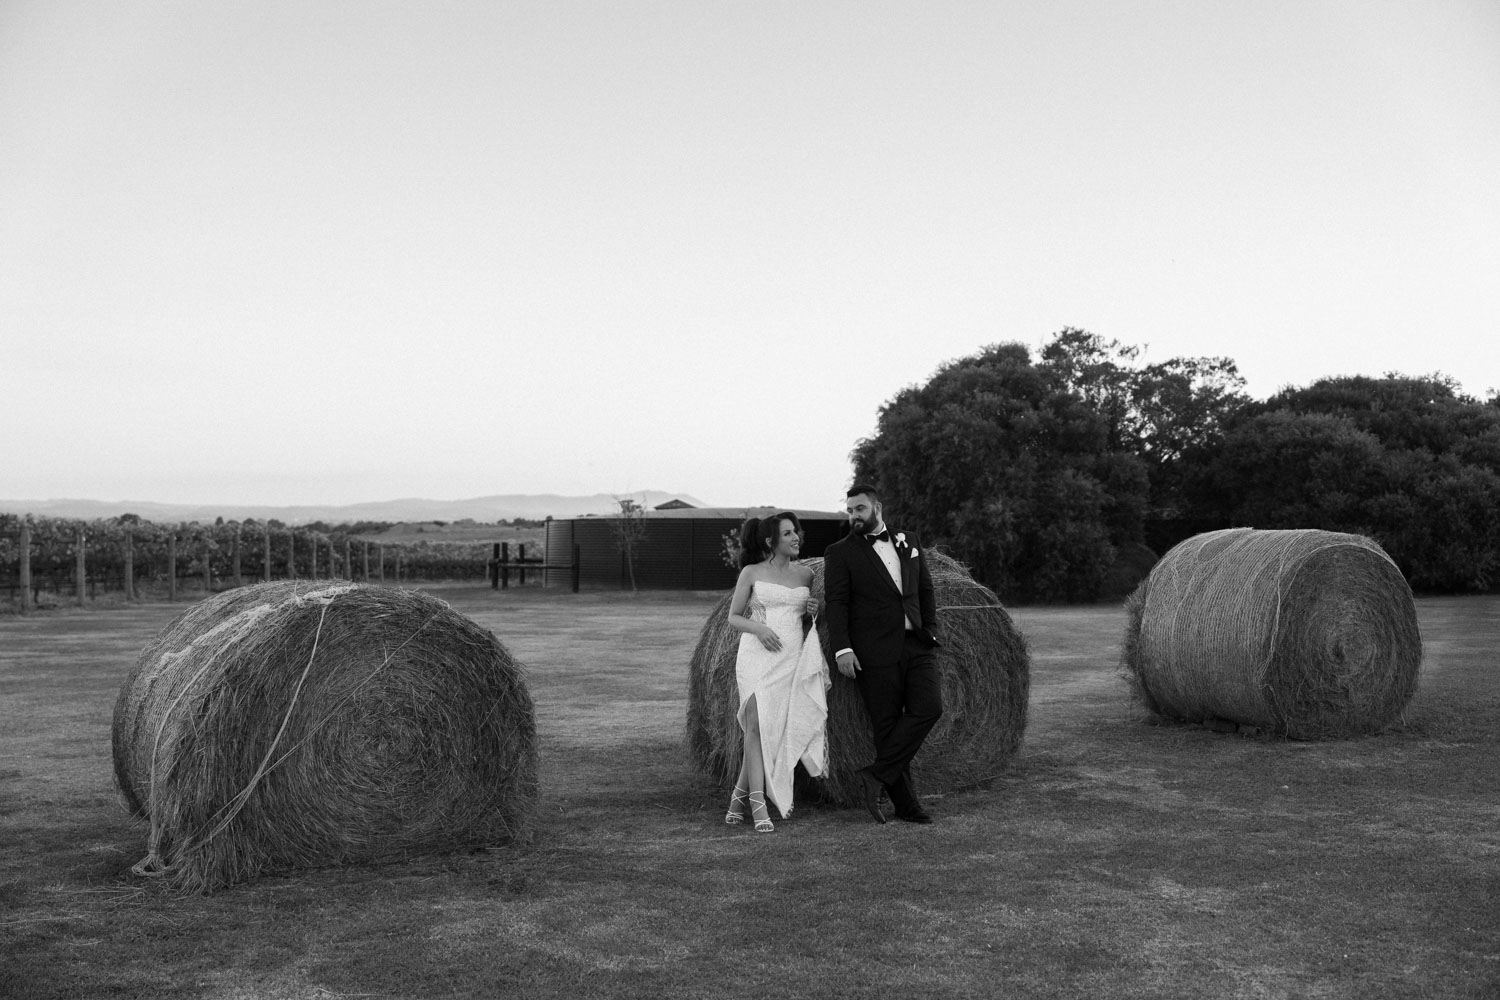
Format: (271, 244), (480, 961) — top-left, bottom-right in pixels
(887, 772), (930, 823)
(857, 768), (887, 824)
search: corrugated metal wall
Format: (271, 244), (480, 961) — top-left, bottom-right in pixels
(543, 515), (848, 591)
(542, 520), (573, 589)
(692, 520), (738, 589)
(631, 520), (693, 589)
(575, 521), (624, 589)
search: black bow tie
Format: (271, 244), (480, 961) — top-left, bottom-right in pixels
(866, 528), (891, 544)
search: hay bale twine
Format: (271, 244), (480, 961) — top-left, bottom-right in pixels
(686, 552), (1030, 808)
(1121, 528), (1421, 739)
(112, 581), (537, 892)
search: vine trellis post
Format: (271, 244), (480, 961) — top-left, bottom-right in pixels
(75, 528), (86, 607)
(123, 529), (135, 601)
(201, 535), (211, 595)
(18, 521), (32, 614)
(232, 525), (242, 588)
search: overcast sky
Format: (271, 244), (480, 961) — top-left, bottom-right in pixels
(3, 1), (1497, 512)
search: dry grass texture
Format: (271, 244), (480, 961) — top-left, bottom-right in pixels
(687, 552), (1030, 808)
(1121, 528), (1422, 738)
(111, 581), (537, 893)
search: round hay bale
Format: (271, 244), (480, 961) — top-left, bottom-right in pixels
(686, 552), (1030, 808)
(112, 581), (537, 893)
(1120, 528), (1422, 739)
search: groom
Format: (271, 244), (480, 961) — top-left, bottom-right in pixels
(824, 483), (942, 824)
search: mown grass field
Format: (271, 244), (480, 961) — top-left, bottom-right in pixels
(2, 587), (1497, 999)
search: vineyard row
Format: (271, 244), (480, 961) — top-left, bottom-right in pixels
(0, 515), (518, 610)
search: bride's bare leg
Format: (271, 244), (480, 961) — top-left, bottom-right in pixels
(725, 728), (751, 825)
(729, 697), (769, 823)
(739, 698), (773, 831)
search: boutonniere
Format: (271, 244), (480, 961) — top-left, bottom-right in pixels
(894, 532), (907, 547)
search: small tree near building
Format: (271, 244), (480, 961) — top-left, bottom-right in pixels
(609, 496), (649, 591)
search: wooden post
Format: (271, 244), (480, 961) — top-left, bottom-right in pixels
(123, 529), (135, 601)
(288, 529), (296, 581)
(75, 527), (87, 607)
(518, 542), (527, 586)
(344, 539), (352, 581)
(500, 542), (509, 590)
(18, 521), (32, 614)
(232, 526), (242, 588)
(490, 542), (501, 589)
(264, 529), (272, 582)
(310, 534), (318, 579)
(572, 543), (581, 594)
(168, 534), (178, 601)
(362, 541), (370, 582)
(378, 545), (385, 583)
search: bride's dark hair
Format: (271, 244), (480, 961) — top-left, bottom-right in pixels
(737, 512), (805, 569)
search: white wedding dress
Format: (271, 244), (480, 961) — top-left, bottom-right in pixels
(735, 581), (830, 817)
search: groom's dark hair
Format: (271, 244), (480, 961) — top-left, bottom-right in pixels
(846, 482), (881, 503)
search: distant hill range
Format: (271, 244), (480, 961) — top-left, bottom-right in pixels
(0, 491), (707, 526)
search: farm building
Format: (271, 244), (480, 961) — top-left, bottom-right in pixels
(543, 506), (848, 590)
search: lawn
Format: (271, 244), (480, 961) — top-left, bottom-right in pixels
(1, 587), (1497, 999)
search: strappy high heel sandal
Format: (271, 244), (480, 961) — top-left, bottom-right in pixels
(725, 784), (750, 825)
(748, 791), (775, 833)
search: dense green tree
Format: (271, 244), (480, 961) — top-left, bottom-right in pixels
(851, 331), (1249, 600)
(851, 341), (1142, 601)
(1188, 374), (1500, 591)
(1372, 454), (1500, 590)
(1041, 327), (1249, 514)
(1192, 411), (1383, 530)
(1258, 374), (1500, 472)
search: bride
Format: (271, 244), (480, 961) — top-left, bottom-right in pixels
(723, 512), (830, 832)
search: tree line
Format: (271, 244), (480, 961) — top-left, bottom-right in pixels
(854, 329), (1500, 601)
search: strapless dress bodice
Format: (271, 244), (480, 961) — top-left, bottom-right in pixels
(747, 580), (810, 628)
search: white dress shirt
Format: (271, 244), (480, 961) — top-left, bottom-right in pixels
(870, 532), (903, 593)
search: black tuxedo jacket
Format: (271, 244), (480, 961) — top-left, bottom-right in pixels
(824, 527), (938, 667)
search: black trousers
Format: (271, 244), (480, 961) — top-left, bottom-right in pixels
(856, 632), (943, 789)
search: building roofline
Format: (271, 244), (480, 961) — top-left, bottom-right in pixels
(574, 506), (844, 520)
